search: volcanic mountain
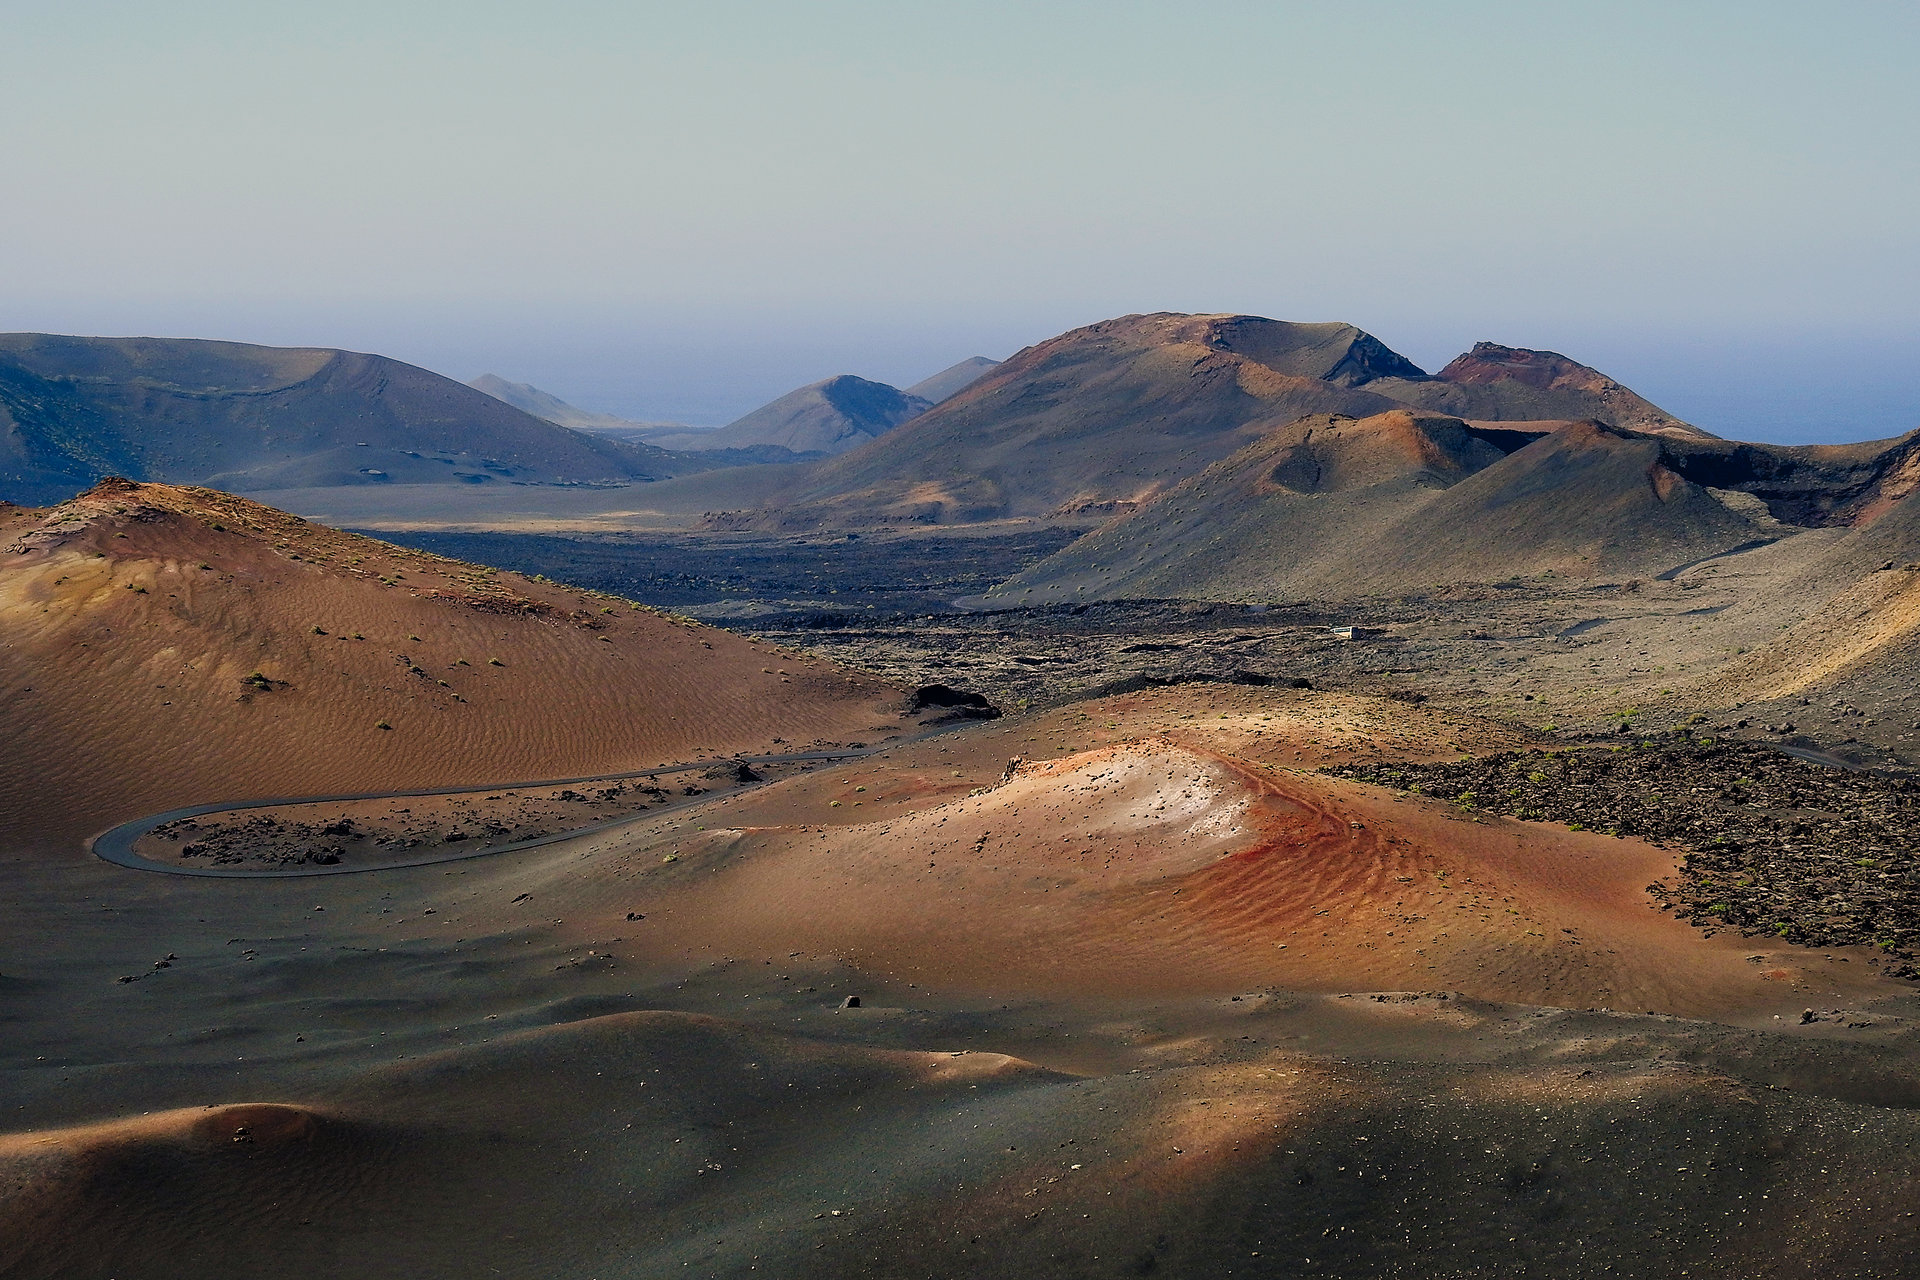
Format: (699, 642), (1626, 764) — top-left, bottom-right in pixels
(713, 313), (1704, 530)
(0, 480), (912, 845)
(991, 407), (1920, 603)
(466, 373), (664, 432)
(1364, 342), (1704, 439)
(905, 355), (1001, 403)
(646, 374), (931, 457)
(0, 335), (690, 505)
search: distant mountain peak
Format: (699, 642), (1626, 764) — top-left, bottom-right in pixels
(653, 374), (931, 458)
(1438, 343), (1620, 393)
(1431, 342), (1712, 440)
(466, 374), (642, 431)
(906, 356), (1002, 404)
(1199, 315), (1429, 387)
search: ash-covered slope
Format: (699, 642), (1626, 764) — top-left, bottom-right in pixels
(1369, 342), (1711, 440)
(717, 313), (1697, 530)
(719, 314), (1419, 529)
(905, 355), (1001, 403)
(984, 410), (1516, 602)
(991, 414), (1789, 603)
(0, 480), (910, 843)
(1360, 420), (1763, 583)
(0, 335), (687, 504)
(466, 374), (652, 431)
(648, 375), (930, 457)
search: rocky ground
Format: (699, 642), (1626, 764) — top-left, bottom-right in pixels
(137, 763), (775, 869)
(1327, 735), (1920, 972)
(372, 525), (1082, 618)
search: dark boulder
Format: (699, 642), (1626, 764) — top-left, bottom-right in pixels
(908, 685), (1001, 720)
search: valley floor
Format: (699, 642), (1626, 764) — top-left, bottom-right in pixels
(6, 683), (1920, 1278)
(8, 508), (1920, 1279)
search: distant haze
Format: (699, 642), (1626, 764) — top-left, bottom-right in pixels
(5, 3), (1917, 445)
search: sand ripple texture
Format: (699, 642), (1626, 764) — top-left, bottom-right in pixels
(0, 485), (906, 847)
(558, 688), (1840, 1018)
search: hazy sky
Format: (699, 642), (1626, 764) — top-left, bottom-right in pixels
(5, 1), (1917, 439)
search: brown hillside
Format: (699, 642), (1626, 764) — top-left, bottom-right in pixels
(715, 314), (1416, 529)
(995, 413), (1772, 603)
(0, 334), (691, 505)
(1351, 419), (1765, 584)
(648, 374), (930, 456)
(714, 314), (1701, 531)
(995, 409), (1920, 604)
(0, 481), (910, 845)
(1370, 342), (1710, 440)
(986, 410), (1525, 603)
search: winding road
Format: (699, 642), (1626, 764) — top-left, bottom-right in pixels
(87, 749), (880, 879)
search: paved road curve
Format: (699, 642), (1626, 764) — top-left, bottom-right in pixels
(87, 749), (878, 880)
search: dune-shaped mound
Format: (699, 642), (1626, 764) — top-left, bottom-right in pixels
(589, 709), (1790, 1014)
(0, 1102), (384, 1278)
(0, 1011), (1062, 1280)
(0, 481), (910, 846)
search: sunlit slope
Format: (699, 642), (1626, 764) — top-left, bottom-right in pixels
(0, 481), (908, 843)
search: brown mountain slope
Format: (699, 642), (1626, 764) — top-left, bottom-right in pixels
(647, 374), (931, 456)
(0, 481), (910, 845)
(465, 373), (668, 432)
(983, 410), (1521, 603)
(717, 314), (1417, 529)
(1668, 490), (1920, 713)
(0, 335), (690, 504)
(715, 314), (1697, 530)
(992, 415), (1774, 603)
(905, 355), (1001, 403)
(1369, 342), (1710, 440)
(1356, 419), (1765, 583)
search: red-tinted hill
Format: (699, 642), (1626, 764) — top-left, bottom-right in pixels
(0, 481), (914, 846)
(714, 314), (1698, 530)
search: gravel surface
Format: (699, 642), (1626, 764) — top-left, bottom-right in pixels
(1327, 735), (1920, 973)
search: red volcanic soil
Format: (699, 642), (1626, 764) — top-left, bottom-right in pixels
(1436, 342), (1620, 393)
(550, 686), (1893, 1021)
(0, 482), (909, 847)
(4, 682), (1918, 1279)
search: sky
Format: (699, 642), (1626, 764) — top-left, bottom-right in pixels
(3, 0), (1917, 440)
